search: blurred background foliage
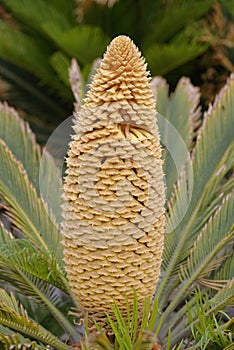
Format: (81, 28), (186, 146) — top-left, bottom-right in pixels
(0, 0), (234, 142)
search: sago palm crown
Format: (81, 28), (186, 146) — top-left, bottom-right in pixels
(62, 35), (165, 325)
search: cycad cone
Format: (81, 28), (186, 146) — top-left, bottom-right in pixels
(62, 36), (165, 323)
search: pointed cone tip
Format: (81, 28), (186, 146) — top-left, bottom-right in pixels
(85, 35), (154, 106)
(103, 35), (141, 69)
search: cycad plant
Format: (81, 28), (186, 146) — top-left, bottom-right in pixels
(0, 35), (233, 349)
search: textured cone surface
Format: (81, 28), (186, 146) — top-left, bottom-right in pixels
(62, 36), (165, 323)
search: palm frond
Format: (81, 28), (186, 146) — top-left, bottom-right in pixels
(180, 194), (234, 282)
(171, 284), (234, 347)
(209, 253), (234, 287)
(207, 279), (234, 316)
(0, 20), (69, 99)
(0, 139), (61, 258)
(0, 101), (41, 191)
(153, 73), (234, 346)
(43, 24), (109, 64)
(50, 51), (71, 87)
(88, 292), (168, 350)
(0, 59), (69, 122)
(144, 0), (213, 45)
(0, 324), (48, 350)
(191, 75), (234, 214)
(13, 292), (74, 336)
(160, 195), (233, 340)
(1, 0), (72, 36)
(152, 76), (201, 196)
(0, 238), (67, 292)
(0, 245), (79, 340)
(0, 289), (72, 350)
(0, 222), (13, 244)
(145, 43), (208, 76)
(0, 101), (62, 222)
(158, 74), (234, 297)
(179, 195), (233, 286)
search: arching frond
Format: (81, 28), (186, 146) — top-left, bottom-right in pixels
(172, 280), (234, 347)
(152, 76), (201, 196)
(0, 60), (69, 123)
(143, 0), (213, 45)
(0, 289), (72, 350)
(0, 102), (40, 191)
(50, 51), (71, 87)
(155, 73), (234, 346)
(145, 43), (207, 76)
(179, 195), (234, 283)
(1, 0), (72, 35)
(0, 139), (61, 258)
(43, 24), (109, 64)
(0, 20), (67, 98)
(0, 101), (62, 221)
(210, 253), (234, 286)
(0, 222), (13, 244)
(0, 259), (79, 341)
(0, 324), (48, 350)
(0, 238), (67, 292)
(159, 74), (234, 290)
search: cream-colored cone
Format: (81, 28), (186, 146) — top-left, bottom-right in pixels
(62, 35), (165, 324)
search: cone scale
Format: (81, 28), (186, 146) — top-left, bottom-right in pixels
(62, 36), (165, 323)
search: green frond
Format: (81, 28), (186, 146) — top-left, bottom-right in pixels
(0, 96), (62, 227)
(196, 140), (234, 217)
(153, 76), (201, 196)
(153, 73), (234, 347)
(158, 74), (234, 301)
(0, 249), (57, 306)
(210, 254), (234, 286)
(50, 51), (71, 87)
(145, 43), (208, 76)
(0, 222), (13, 244)
(0, 324), (48, 350)
(0, 226), (79, 340)
(13, 292), (73, 336)
(179, 195), (234, 283)
(0, 289), (72, 350)
(0, 238), (67, 292)
(1, 0), (72, 36)
(87, 292), (166, 349)
(191, 76), (234, 214)
(207, 279), (234, 316)
(185, 289), (234, 349)
(0, 20), (69, 98)
(0, 253), (79, 341)
(43, 24), (109, 64)
(0, 139), (61, 258)
(0, 100), (62, 223)
(171, 277), (234, 347)
(144, 0), (214, 45)
(164, 142), (234, 272)
(0, 101), (41, 192)
(0, 60), (69, 122)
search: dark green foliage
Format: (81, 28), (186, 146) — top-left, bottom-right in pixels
(0, 0), (230, 141)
